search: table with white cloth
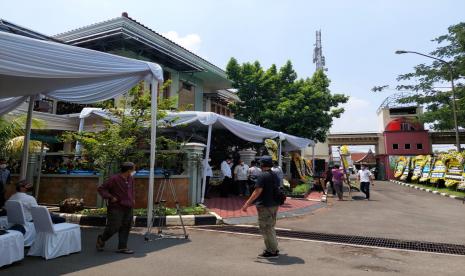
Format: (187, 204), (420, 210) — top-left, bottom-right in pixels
(0, 230), (24, 267)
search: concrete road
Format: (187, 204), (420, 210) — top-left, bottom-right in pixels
(277, 181), (465, 244)
(2, 227), (464, 276)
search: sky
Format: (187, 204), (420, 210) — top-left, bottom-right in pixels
(2, 0), (465, 136)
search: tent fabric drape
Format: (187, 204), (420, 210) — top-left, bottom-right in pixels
(0, 96), (28, 115)
(162, 111), (314, 150)
(76, 109), (314, 150)
(0, 31), (163, 113)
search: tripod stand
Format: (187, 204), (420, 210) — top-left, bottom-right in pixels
(144, 171), (189, 241)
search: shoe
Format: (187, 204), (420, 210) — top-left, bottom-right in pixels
(96, 235), (105, 251)
(258, 251), (279, 259)
(116, 248), (135, 254)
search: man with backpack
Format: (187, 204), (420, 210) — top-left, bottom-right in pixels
(242, 156), (282, 259)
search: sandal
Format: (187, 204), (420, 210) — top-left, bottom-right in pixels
(116, 248), (134, 254)
(96, 235), (105, 251)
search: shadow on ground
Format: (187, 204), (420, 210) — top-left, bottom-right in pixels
(1, 227), (190, 275)
(254, 254), (305, 266)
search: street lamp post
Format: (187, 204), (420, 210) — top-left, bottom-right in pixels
(395, 50), (461, 151)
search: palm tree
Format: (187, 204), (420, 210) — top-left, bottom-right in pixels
(0, 115), (46, 158)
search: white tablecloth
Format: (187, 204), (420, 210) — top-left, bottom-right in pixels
(0, 230), (24, 267)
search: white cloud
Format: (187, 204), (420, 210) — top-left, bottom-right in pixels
(161, 31), (202, 53)
(330, 96), (378, 133)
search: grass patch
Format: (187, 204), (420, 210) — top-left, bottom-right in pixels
(407, 182), (465, 198)
(78, 206), (207, 216)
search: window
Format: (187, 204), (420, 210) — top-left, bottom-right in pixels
(34, 99), (54, 113)
(392, 144), (399, 150)
(178, 81), (195, 111)
(416, 143), (423, 150)
(405, 144), (411, 149)
(401, 122), (413, 131)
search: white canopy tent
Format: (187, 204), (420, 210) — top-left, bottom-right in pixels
(160, 111), (315, 203)
(0, 31), (163, 229)
(75, 109), (315, 203)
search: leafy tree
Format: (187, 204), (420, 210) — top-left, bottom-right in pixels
(226, 58), (348, 142)
(380, 22), (465, 130)
(63, 81), (182, 175)
(0, 115), (45, 158)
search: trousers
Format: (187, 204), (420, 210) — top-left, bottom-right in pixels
(334, 181), (344, 199)
(360, 182), (371, 199)
(257, 206), (279, 253)
(101, 207), (133, 249)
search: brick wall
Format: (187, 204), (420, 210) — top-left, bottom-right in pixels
(6, 175), (190, 208)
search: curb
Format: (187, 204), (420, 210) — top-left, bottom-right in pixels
(389, 180), (465, 202)
(54, 212), (219, 227)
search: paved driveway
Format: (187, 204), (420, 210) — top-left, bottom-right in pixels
(277, 181), (465, 244)
(2, 227), (465, 276)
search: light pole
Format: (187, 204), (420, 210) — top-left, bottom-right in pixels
(395, 50), (461, 151)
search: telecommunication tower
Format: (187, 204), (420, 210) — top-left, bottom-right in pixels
(313, 30), (327, 72)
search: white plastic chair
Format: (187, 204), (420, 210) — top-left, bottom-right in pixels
(5, 200), (36, 246)
(28, 206), (81, 260)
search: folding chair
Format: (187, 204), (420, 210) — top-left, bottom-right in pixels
(5, 200), (36, 246)
(28, 206), (81, 260)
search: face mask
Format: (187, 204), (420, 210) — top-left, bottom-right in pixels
(0, 164), (6, 169)
(130, 171), (136, 177)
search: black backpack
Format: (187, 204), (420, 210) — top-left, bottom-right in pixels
(269, 171), (286, 205)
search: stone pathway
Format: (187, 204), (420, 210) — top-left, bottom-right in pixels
(204, 194), (323, 222)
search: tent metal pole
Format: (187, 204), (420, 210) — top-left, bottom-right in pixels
(35, 142), (45, 200)
(312, 145), (316, 175)
(20, 96), (34, 180)
(75, 117), (85, 155)
(201, 124), (212, 203)
(278, 139), (283, 167)
(147, 78), (159, 230)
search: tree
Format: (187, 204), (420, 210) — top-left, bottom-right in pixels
(63, 81), (181, 175)
(0, 115), (45, 158)
(381, 22), (465, 130)
(226, 58), (348, 142)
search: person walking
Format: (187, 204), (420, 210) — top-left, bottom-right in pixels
(357, 164), (374, 200)
(220, 157), (233, 197)
(325, 165), (335, 196)
(332, 166), (346, 201)
(0, 158), (11, 210)
(96, 162), (136, 254)
(247, 161), (262, 195)
(234, 159), (249, 196)
(271, 161), (284, 187)
(242, 156), (280, 259)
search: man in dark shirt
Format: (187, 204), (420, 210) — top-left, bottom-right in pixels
(242, 156), (280, 259)
(96, 162), (136, 254)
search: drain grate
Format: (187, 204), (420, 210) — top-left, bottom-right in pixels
(195, 225), (465, 256)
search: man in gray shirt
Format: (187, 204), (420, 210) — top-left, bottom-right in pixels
(271, 161), (284, 187)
